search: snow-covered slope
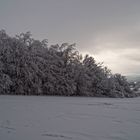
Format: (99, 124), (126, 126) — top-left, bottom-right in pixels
(0, 96), (140, 140)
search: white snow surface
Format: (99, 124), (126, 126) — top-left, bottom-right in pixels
(0, 95), (140, 140)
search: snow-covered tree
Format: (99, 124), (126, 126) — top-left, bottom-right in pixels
(0, 30), (136, 97)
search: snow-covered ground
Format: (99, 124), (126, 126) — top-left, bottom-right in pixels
(0, 96), (140, 140)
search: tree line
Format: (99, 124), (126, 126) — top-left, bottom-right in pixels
(0, 30), (137, 97)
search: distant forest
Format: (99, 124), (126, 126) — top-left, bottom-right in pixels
(0, 30), (138, 97)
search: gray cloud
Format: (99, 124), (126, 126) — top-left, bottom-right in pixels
(81, 25), (140, 54)
(124, 54), (140, 62)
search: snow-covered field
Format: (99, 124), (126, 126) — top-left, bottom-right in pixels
(0, 96), (140, 140)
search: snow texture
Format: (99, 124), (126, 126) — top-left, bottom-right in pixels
(0, 96), (140, 140)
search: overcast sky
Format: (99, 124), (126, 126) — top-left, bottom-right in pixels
(0, 0), (140, 75)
